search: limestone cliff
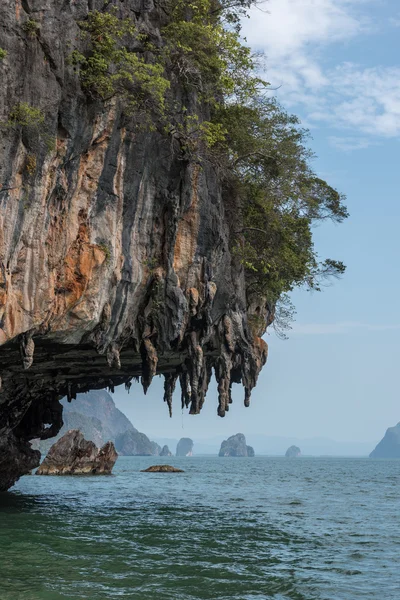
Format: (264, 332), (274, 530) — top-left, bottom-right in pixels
(176, 437), (194, 456)
(0, 0), (269, 491)
(369, 424), (400, 458)
(218, 433), (254, 457)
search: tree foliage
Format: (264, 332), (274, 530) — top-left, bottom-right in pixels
(71, 0), (348, 334)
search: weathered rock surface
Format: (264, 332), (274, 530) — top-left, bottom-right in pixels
(0, 0), (269, 490)
(370, 424), (400, 458)
(285, 445), (301, 457)
(176, 438), (194, 457)
(218, 433), (254, 457)
(36, 429), (117, 475)
(141, 465), (184, 473)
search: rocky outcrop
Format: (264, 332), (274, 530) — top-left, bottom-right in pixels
(370, 424), (400, 458)
(0, 0), (269, 490)
(141, 465), (184, 473)
(176, 438), (194, 457)
(218, 433), (254, 457)
(285, 445), (301, 457)
(159, 444), (172, 457)
(36, 429), (117, 475)
(115, 430), (159, 456)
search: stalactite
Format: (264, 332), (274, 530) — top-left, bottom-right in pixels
(19, 332), (35, 370)
(141, 338), (158, 394)
(163, 372), (178, 417)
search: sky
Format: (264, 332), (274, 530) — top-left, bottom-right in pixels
(113, 0), (400, 446)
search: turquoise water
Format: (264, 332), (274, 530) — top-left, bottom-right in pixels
(0, 456), (399, 599)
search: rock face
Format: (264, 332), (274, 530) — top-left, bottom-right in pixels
(176, 438), (194, 457)
(285, 445), (301, 457)
(36, 429), (117, 475)
(218, 433), (254, 457)
(0, 0), (269, 491)
(141, 465), (183, 473)
(159, 445), (172, 457)
(370, 424), (400, 458)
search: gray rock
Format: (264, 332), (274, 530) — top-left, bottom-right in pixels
(159, 445), (172, 456)
(115, 430), (158, 456)
(285, 445), (301, 457)
(36, 430), (117, 475)
(176, 438), (194, 457)
(219, 434), (255, 457)
(370, 424), (400, 458)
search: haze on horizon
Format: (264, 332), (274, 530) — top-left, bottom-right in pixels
(112, 0), (400, 448)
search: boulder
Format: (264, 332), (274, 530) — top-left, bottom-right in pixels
(141, 465), (184, 473)
(36, 430), (117, 475)
(285, 445), (301, 457)
(219, 433), (255, 457)
(176, 438), (194, 456)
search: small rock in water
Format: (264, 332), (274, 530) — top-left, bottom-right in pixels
(36, 429), (118, 475)
(141, 465), (184, 473)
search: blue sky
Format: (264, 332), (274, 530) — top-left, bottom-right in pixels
(113, 0), (400, 445)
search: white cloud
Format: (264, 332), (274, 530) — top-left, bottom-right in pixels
(291, 321), (400, 335)
(328, 136), (378, 151)
(389, 15), (400, 27)
(243, 0), (400, 142)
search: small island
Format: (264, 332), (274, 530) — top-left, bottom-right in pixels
(219, 433), (255, 457)
(176, 438), (194, 456)
(159, 445), (173, 457)
(285, 445), (301, 457)
(370, 423), (400, 458)
(141, 465), (184, 473)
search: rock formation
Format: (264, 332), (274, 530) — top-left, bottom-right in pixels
(0, 0), (269, 491)
(33, 390), (163, 456)
(285, 445), (301, 457)
(370, 424), (400, 458)
(176, 438), (194, 457)
(36, 429), (117, 475)
(159, 445), (172, 457)
(115, 430), (160, 456)
(218, 433), (254, 457)
(141, 465), (183, 473)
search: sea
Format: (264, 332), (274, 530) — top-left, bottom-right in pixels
(0, 456), (399, 600)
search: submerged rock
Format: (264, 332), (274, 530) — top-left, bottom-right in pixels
(370, 424), (400, 458)
(141, 465), (184, 473)
(176, 438), (194, 457)
(219, 433), (255, 457)
(159, 445), (173, 457)
(36, 430), (117, 475)
(285, 445), (301, 457)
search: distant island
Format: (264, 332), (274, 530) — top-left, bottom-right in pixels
(370, 423), (400, 458)
(285, 445), (301, 457)
(176, 438), (194, 456)
(33, 390), (162, 457)
(218, 434), (255, 457)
